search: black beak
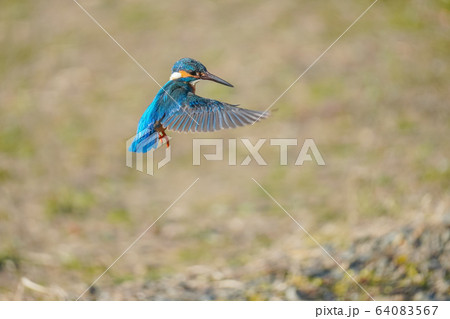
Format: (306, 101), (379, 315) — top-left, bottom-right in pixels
(201, 71), (234, 87)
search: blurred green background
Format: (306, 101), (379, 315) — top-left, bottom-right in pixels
(0, 0), (449, 300)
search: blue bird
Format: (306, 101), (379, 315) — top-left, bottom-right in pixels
(129, 58), (269, 152)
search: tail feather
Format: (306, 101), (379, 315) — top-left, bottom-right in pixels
(129, 128), (159, 153)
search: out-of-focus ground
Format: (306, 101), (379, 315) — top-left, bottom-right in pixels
(0, 0), (449, 300)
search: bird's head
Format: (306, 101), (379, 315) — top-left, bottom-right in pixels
(169, 57), (233, 87)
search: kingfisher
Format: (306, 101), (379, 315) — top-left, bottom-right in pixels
(129, 58), (269, 152)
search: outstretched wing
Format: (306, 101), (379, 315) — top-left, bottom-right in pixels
(160, 93), (269, 133)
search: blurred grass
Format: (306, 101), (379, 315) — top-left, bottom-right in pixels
(0, 0), (449, 300)
(45, 188), (95, 218)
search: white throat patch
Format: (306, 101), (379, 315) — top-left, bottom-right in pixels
(169, 72), (182, 81)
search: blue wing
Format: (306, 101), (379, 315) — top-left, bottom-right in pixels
(160, 93), (269, 133)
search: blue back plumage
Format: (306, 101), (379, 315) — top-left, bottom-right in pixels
(129, 80), (193, 152)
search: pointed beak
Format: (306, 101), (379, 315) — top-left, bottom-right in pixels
(200, 71), (234, 87)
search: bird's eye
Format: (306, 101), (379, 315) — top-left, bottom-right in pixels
(189, 71), (197, 76)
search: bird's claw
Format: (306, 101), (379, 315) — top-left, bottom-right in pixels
(158, 132), (170, 148)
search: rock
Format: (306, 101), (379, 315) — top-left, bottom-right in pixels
(122, 220), (449, 300)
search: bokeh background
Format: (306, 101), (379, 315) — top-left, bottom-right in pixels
(0, 0), (449, 300)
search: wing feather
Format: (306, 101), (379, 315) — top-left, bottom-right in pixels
(187, 113), (197, 132)
(160, 93), (269, 133)
(173, 114), (185, 131)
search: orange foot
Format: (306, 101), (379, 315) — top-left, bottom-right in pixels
(158, 131), (170, 148)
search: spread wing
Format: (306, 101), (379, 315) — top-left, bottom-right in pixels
(160, 93), (269, 133)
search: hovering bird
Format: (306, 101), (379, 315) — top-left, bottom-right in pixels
(129, 58), (269, 153)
